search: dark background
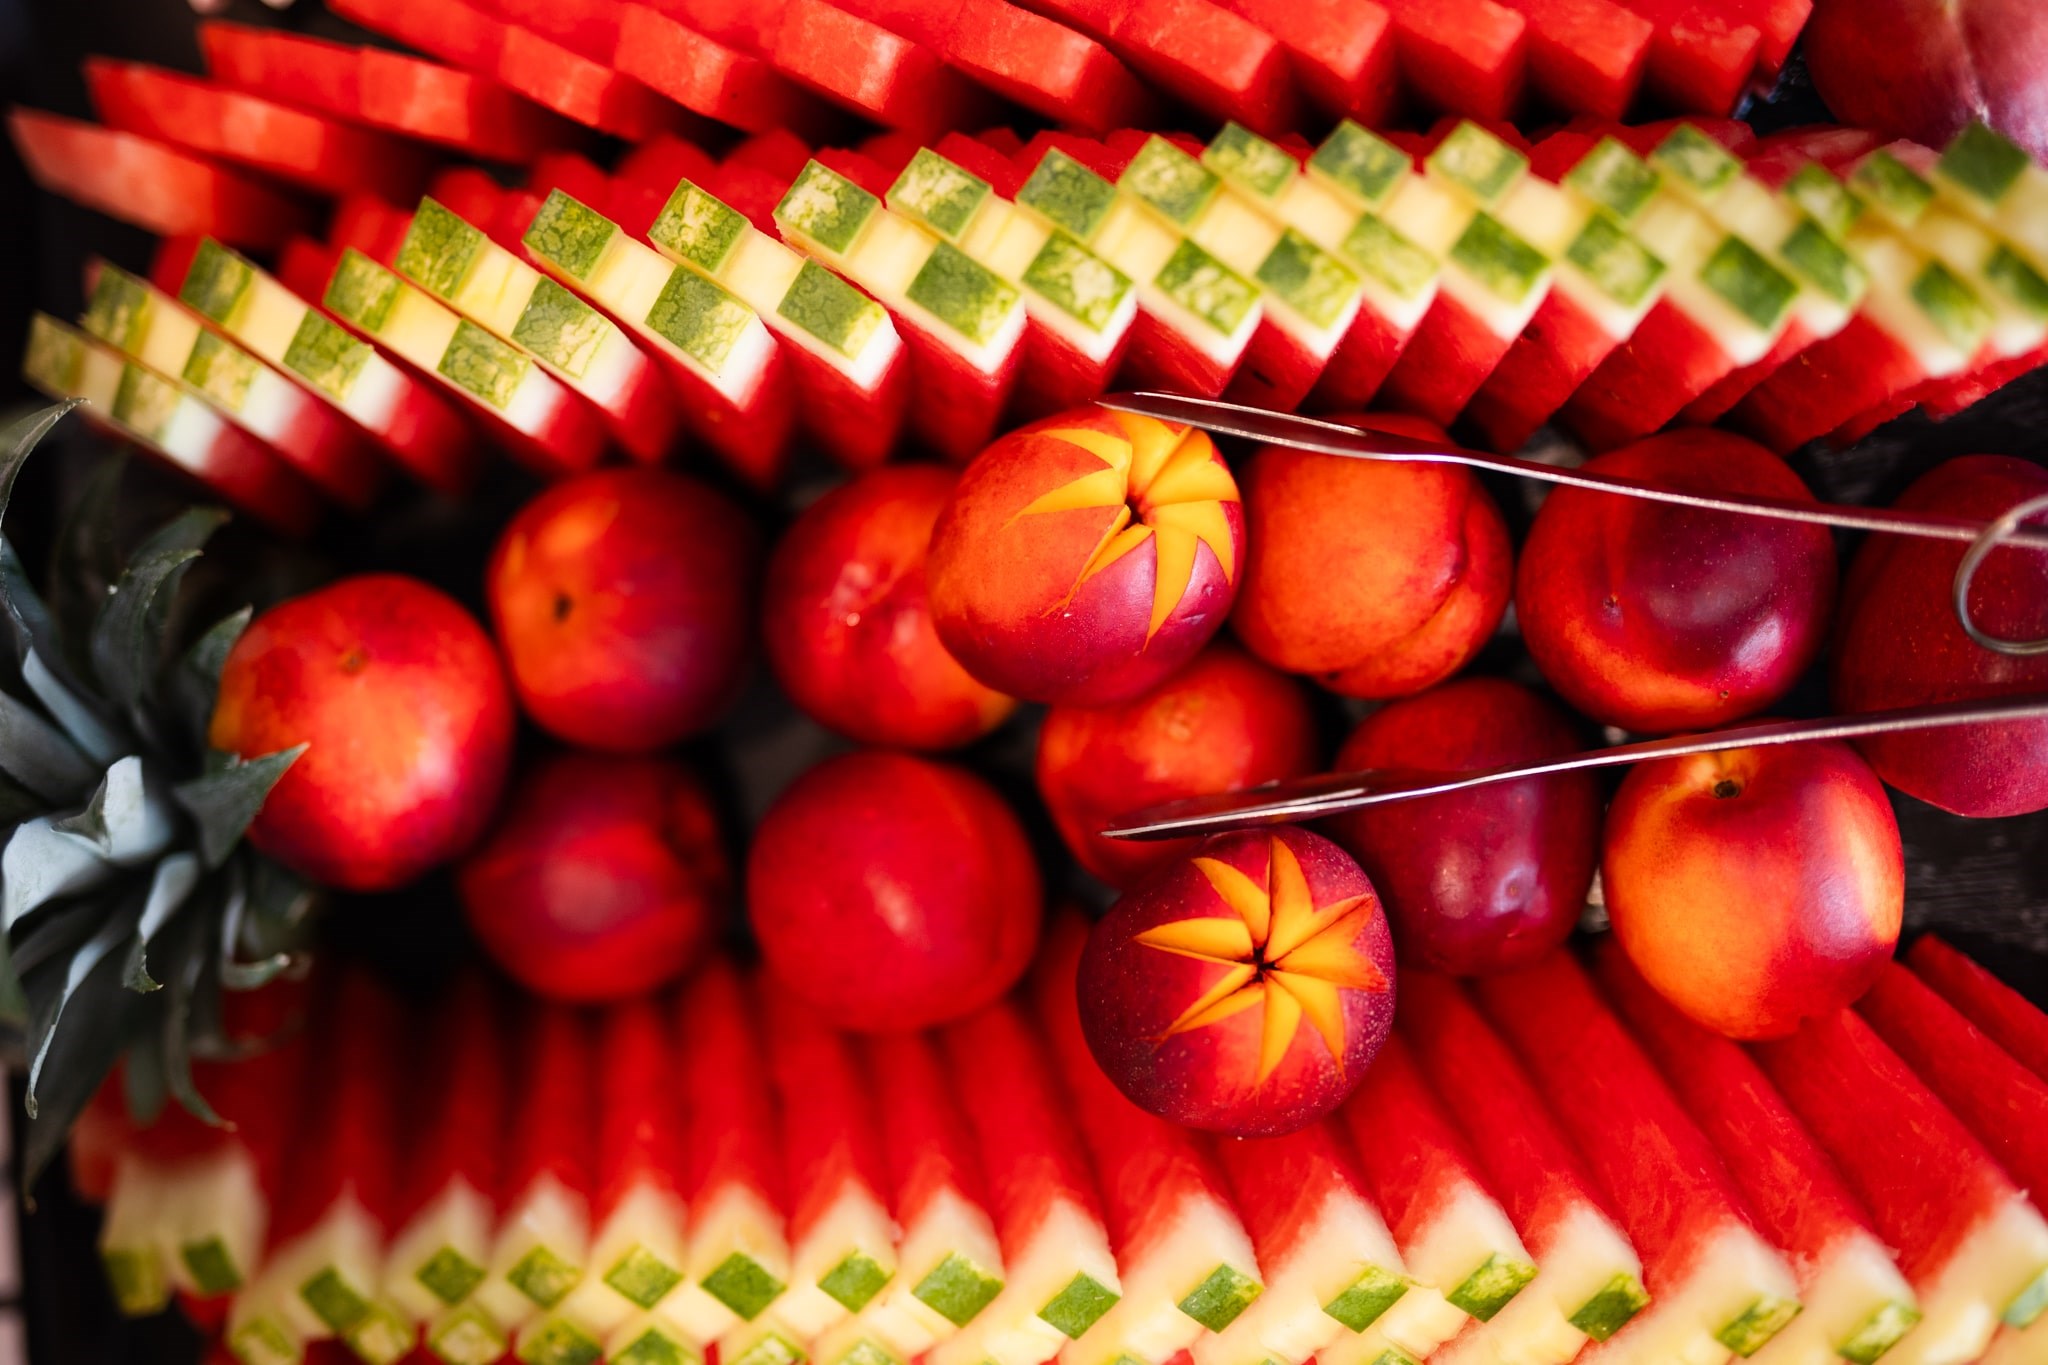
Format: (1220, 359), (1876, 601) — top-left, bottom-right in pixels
(5, 0), (2048, 1358)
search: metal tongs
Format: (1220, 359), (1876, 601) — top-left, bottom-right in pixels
(1095, 393), (2048, 841)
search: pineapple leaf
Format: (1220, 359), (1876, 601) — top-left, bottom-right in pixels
(89, 507), (227, 714)
(0, 934), (24, 1028)
(50, 756), (175, 868)
(21, 932), (137, 1197)
(0, 770), (41, 827)
(123, 851), (202, 993)
(0, 688), (96, 800)
(174, 748), (305, 869)
(21, 649), (123, 767)
(217, 863), (290, 990)
(171, 606), (252, 754)
(159, 905), (224, 1128)
(123, 1033), (168, 1127)
(23, 887), (140, 1119)
(1, 817), (117, 929)
(48, 450), (129, 674)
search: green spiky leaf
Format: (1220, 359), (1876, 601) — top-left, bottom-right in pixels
(89, 507), (229, 714)
(0, 690), (95, 801)
(175, 748), (306, 869)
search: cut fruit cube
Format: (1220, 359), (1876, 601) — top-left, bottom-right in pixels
(101, 1156), (175, 1316)
(776, 159), (1025, 458)
(1200, 1121), (1414, 1365)
(770, 0), (1000, 137)
(470, 1004), (595, 1339)
(322, 248), (608, 477)
(1931, 122), (2048, 278)
(858, 1030), (1006, 1355)
(81, 260), (388, 509)
(762, 999), (895, 1339)
(522, 188), (794, 486)
(646, 176), (909, 469)
(613, 5), (836, 137)
(1213, 0), (1396, 124)
(1399, 972), (1649, 1364)
(1089, 184), (1263, 399)
(1032, 912), (1263, 1365)
(396, 196), (682, 462)
(1755, 1008), (2048, 1365)
(1474, 954), (1803, 1365)
(22, 315), (322, 537)
(661, 962), (790, 1346)
(9, 109), (314, 250)
(933, 1001), (1124, 1365)
(1380, 0), (1528, 119)
(383, 973), (504, 1329)
(1591, 944), (1921, 1365)
(942, 0), (1159, 134)
(175, 238), (480, 494)
(1908, 935), (2048, 1084)
(1335, 1032), (1535, 1360)
(1607, 0), (1761, 114)
(1488, 0), (1651, 119)
(83, 60), (432, 201)
(1424, 120), (1531, 208)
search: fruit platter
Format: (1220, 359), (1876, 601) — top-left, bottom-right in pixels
(7, 0), (2048, 1361)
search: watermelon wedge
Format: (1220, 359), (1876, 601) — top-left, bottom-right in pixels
(1032, 912), (1264, 1365)
(613, 5), (837, 136)
(1487, 0), (1651, 119)
(1754, 1009), (2048, 1365)
(1605, 0), (1759, 114)
(644, 175), (911, 469)
(9, 109), (314, 250)
(101, 1155), (176, 1317)
(521, 188), (796, 487)
(1929, 121), (2048, 276)
(1379, 0), (1528, 119)
(175, 238), (480, 495)
(495, 21), (684, 141)
(1591, 944), (1922, 1365)
(1199, 1121), (1413, 1365)
(771, 0), (1001, 136)
(195, 24), (364, 121)
(329, 0), (504, 71)
(395, 197), (683, 463)
(932, 1001), (1124, 1365)
(1333, 1032), (1535, 1362)
(80, 260), (389, 510)
(1399, 972), (1651, 1362)
(1027, 0), (1302, 133)
(938, 0), (1157, 134)
(21, 315), (324, 537)
(83, 60), (433, 202)
(1907, 935), (2048, 1084)
(1210, 0), (1396, 124)
(320, 248), (609, 478)
(330, 196), (418, 269)
(1473, 953), (1803, 1365)
(660, 963), (790, 1346)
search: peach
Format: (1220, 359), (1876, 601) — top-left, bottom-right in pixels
(747, 750), (1042, 1031)
(1832, 455), (2048, 817)
(1077, 827), (1396, 1136)
(210, 574), (515, 891)
(458, 753), (730, 1002)
(487, 467), (760, 752)
(1036, 642), (1320, 890)
(763, 463), (1016, 750)
(1230, 413), (1511, 698)
(1328, 677), (1601, 975)
(926, 405), (1243, 705)
(1515, 429), (1838, 734)
(1604, 739), (1904, 1040)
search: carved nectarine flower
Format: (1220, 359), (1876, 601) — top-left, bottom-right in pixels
(1138, 835), (1387, 1082)
(1013, 413), (1240, 640)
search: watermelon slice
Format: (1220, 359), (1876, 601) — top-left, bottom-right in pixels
(1334, 1032), (1535, 1361)
(80, 260), (389, 510)
(613, 5), (837, 136)
(1019, 0), (1301, 133)
(1473, 954), (1803, 1364)
(1487, 0), (1650, 119)
(320, 248), (609, 478)
(21, 315), (324, 537)
(277, 239), (344, 303)
(1605, 0), (1760, 113)
(1210, 0), (1397, 124)
(1754, 1008), (2048, 1365)
(329, 196), (418, 268)
(522, 999), (690, 1365)
(1398, 972), (1650, 1361)
(175, 238), (480, 494)
(495, 22), (683, 141)
(101, 1155), (176, 1317)
(83, 60), (433, 202)
(932, 1001), (1123, 1365)
(330, 0), (505, 71)
(195, 24), (363, 121)
(9, 109), (314, 250)
(395, 197), (683, 463)
(1908, 935), (2048, 1084)
(1379, 0), (1528, 119)
(1032, 912), (1264, 1365)
(939, 0), (1158, 134)
(644, 175), (911, 469)
(1591, 944), (1921, 1365)
(521, 188), (797, 486)
(775, 159), (1025, 459)
(660, 963), (790, 1346)
(1199, 1121), (1413, 1365)
(771, 0), (1001, 136)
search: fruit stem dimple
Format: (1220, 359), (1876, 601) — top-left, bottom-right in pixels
(1712, 779), (1743, 799)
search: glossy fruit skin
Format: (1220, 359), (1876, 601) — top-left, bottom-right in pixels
(1231, 413), (1511, 698)
(747, 751), (1042, 1031)
(1805, 0), (2048, 162)
(764, 463), (1015, 750)
(1329, 678), (1601, 975)
(927, 406), (1244, 706)
(1037, 643), (1320, 890)
(458, 753), (729, 1002)
(210, 573), (514, 891)
(1515, 429), (1839, 734)
(1832, 455), (2048, 817)
(1078, 827), (1396, 1137)
(487, 467), (760, 752)
(1604, 739), (1905, 1040)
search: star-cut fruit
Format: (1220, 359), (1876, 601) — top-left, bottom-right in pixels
(1077, 827), (1396, 1137)
(927, 404), (1244, 706)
